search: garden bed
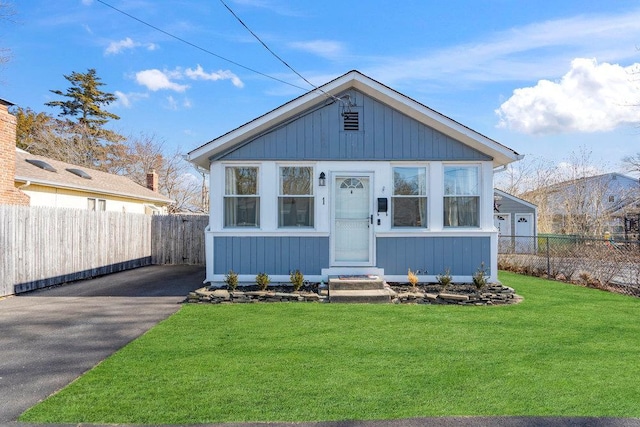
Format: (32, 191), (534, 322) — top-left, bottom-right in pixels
(186, 282), (521, 305)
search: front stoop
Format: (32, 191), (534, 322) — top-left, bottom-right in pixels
(328, 276), (396, 303)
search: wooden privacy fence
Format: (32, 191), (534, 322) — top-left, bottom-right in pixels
(151, 214), (208, 265)
(0, 205), (208, 297)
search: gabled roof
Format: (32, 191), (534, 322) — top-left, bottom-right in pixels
(14, 149), (173, 205)
(187, 70), (522, 169)
(494, 188), (538, 210)
(523, 172), (639, 196)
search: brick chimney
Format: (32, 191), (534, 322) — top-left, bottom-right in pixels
(0, 98), (29, 205)
(146, 169), (159, 192)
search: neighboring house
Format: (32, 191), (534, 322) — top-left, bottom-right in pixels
(522, 172), (639, 238)
(14, 149), (173, 214)
(187, 70), (522, 284)
(493, 188), (537, 253)
(0, 97), (173, 213)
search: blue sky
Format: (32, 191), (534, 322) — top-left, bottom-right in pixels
(2, 0), (640, 176)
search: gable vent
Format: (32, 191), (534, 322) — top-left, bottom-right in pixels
(26, 159), (57, 173)
(342, 111), (359, 131)
(66, 168), (92, 179)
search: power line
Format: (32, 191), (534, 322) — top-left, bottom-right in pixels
(217, 0), (349, 106)
(94, 0), (308, 91)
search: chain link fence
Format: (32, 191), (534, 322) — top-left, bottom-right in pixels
(498, 234), (640, 297)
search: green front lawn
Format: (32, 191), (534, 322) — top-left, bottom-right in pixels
(21, 272), (640, 424)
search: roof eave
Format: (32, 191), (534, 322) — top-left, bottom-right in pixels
(14, 176), (174, 205)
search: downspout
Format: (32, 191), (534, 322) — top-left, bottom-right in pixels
(18, 180), (31, 189)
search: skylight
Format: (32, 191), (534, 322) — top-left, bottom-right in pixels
(66, 168), (92, 179)
(26, 159), (57, 173)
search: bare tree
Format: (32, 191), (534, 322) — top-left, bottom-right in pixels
(517, 147), (630, 236)
(622, 153), (640, 176)
(106, 133), (208, 213)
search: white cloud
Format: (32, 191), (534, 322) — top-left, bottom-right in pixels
(105, 37), (136, 55)
(135, 69), (189, 92)
(105, 37), (158, 55)
(114, 91), (149, 108)
(184, 65), (244, 88)
(495, 58), (640, 135)
(288, 40), (345, 59)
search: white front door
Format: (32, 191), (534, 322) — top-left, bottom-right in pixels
(515, 213), (534, 253)
(332, 174), (374, 266)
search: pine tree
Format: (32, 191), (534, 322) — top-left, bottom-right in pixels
(45, 68), (124, 167)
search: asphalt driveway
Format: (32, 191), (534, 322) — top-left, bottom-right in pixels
(2, 265), (640, 427)
(0, 264), (205, 425)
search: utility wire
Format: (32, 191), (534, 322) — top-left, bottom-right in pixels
(94, 0), (308, 91)
(218, 0), (348, 106)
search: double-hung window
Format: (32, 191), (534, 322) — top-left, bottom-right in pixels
(444, 165), (480, 227)
(278, 166), (314, 227)
(392, 167), (427, 227)
(224, 166), (260, 227)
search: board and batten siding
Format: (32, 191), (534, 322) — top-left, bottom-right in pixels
(218, 89), (492, 162)
(213, 236), (330, 276)
(376, 236), (492, 276)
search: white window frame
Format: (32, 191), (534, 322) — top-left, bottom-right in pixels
(443, 164), (481, 228)
(277, 165), (315, 229)
(223, 165), (261, 228)
(391, 165), (428, 229)
(88, 198), (106, 211)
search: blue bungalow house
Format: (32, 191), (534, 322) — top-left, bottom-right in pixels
(187, 70), (522, 285)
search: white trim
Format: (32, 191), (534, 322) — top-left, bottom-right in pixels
(210, 231), (329, 237)
(205, 226), (214, 283)
(390, 164), (429, 229)
(222, 164), (262, 229)
(442, 163), (483, 229)
(376, 230), (496, 238)
(276, 163), (316, 230)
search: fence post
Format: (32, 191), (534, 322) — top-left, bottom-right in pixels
(546, 236), (551, 278)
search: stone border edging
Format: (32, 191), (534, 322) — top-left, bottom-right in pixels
(186, 283), (522, 305)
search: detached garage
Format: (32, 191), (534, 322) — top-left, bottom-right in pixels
(493, 189), (537, 253)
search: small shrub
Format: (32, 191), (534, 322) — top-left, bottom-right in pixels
(472, 263), (488, 290)
(407, 268), (419, 291)
(290, 270), (304, 292)
(578, 272), (600, 288)
(256, 272), (271, 291)
(224, 270), (238, 291)
(436, 268), (452, 291)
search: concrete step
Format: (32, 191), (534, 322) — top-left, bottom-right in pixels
(329, 289), (394, 304)
(328, 275), (384, 291)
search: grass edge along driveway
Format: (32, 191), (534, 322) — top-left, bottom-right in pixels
(20, 271), (640, 424)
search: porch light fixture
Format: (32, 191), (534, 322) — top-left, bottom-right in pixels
(319, 172), (326, 187)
